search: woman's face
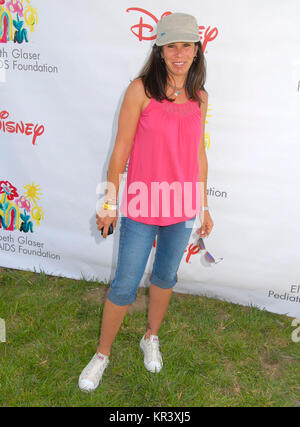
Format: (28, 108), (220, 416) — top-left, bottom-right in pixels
(161, 42), (198, 80)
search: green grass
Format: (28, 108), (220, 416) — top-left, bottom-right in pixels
(0, 266), (300, 407)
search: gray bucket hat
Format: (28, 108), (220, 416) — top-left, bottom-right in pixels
(155, 13), (200, 47)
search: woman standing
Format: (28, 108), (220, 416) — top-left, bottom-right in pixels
(79, 12), (214, 392)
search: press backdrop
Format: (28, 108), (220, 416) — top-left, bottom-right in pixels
(1, 0), (300, 317)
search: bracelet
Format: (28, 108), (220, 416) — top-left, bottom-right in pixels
(103, 202), (118, 210)
(201, 207), (209, 211)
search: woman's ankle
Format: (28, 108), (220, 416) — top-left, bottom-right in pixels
(144, 328), (158, 340)
(97, 347), (110, 357)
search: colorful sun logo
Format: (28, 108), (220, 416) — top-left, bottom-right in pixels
(0, 180), (44, 232)
(0, 0), (38, 43)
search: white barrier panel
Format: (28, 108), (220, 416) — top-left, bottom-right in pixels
(1, 0), (300, 317)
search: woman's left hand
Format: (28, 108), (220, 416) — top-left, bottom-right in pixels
(196, 211), (214, 238)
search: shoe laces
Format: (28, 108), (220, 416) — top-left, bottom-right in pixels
(144, 337), (161, 362)
(84, 354), (108, 378)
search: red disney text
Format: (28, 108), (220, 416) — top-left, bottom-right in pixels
(0, 109), (45, 145)
(126, 8), (218, 52)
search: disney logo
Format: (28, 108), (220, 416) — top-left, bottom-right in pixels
(151, 238), (202, 262)
(0, 109), (45, 145)
(126, 8), (218, 52)
(185, 242), (201, 263)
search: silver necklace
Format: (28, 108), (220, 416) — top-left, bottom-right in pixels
(168, 83), (185, 97)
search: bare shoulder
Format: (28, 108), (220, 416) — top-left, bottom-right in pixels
(126, 78), (147, 101)
(199, 89), (208, 105)
(129, 77), (146, 91)
(199, 89), (208, 118)
(124, 77), (148, 112)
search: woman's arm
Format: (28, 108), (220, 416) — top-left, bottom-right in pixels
(198, 90), (208, 208)
(104, 78), (145, 204)
(97, 78), (145, 238)
(197, 90), (214, 237)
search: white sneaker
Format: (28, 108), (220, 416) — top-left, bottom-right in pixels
(78, 353), (109, 392)
(140, 334), (163, 373)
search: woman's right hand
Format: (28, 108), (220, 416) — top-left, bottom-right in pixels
(96, 206), (118, 238)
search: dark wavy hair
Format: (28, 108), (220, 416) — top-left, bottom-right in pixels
(134, 41), (207, 107)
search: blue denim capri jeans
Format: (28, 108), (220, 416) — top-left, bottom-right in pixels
(106, 215), (196, 306)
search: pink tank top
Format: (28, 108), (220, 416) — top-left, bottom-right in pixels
(120, 94), (203, 225)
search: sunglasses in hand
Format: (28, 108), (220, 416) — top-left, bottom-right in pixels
(194, 234), (223, 266)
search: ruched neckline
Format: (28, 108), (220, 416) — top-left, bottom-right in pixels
(142, 97), (200, 116)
